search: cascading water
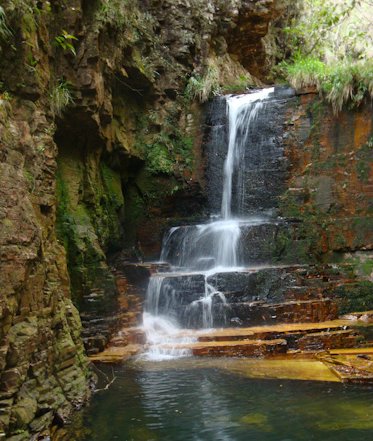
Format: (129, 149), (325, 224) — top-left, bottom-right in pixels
(222, 89), (274, 218)
(142, 88), (275, 359)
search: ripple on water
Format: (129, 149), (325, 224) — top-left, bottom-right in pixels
(64, 360), (373, 441)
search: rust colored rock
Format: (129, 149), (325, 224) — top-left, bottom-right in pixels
(0, 99), (91, 438)
(192, 338), (288, 357)
(297, 330), (359, 352)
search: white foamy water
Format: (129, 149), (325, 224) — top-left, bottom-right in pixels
(140, 313), (196, 361)
(160, 216), (268, 270)
(142, 89), (275, 359)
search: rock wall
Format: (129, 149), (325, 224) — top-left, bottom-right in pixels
(279, 93), (373, 311)
(0, 0), (283, 437)
(279, 94), (372, 260)
(203, 87), (295, 214)
(201, 87), (372, 317)
(0, 91), (91, 440)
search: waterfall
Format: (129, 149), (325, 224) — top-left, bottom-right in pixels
(222, 88), (274, 218)
(142, 88), (275, 359)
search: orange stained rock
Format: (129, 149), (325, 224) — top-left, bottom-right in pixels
(223, 358), (340, 383)
(88, 344), (142, 363)
(328, 347), (373, 356)
(354, 109), (372, 148)
(195, 319), (352, 340)
(157, 338), (288, 357)
(319, 351), (373, 383)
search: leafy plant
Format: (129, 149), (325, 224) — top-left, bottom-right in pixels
(145, 142), (174, 175)
(95, 0), (154, 44)
(50, 80), (74, 116)
(0, 6), (12, 42)
(282, 0), (370, 60)
(54, 30), (78, 55)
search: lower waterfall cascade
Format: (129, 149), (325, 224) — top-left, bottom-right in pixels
(141, 87), (287, 359)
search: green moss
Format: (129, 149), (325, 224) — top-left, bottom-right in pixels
(356, 137), (373, 183)
(356, 161), (370, 182)
(361, 260), (373, 276)
(144, 141), (174, 175)
(56, 157), (122, 306)
(345, 255), (373, 278)
(221, 75), (252, 94)
(123, 167), (183, 246)
(335, 281), (373, 314)
(135, 106), (195, 176)
(333, 230), (347, 249)
(352, 217), (373, 247)
(307, 99), (324, 137)
(100, 163), (124, 208)
(23, 169), (35, 192)
(55, 167), (70, 251)
(123, 185), (146, 247)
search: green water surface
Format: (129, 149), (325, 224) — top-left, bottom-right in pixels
(66, 359), (373, 441)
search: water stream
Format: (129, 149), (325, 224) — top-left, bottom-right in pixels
(142, 88), (275, 359)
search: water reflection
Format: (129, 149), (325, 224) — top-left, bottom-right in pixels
(65, 362), (373, 441)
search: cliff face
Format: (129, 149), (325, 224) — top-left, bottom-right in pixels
(0, 84), (91, 439)
(0, 0), (282, 438)
(0, 0), (372, 438)
(279, 94), (373, 312)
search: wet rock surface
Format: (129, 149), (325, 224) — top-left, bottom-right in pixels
(204, 89), (295, 215)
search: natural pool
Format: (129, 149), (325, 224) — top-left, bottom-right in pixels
(64, 358), (373, 441)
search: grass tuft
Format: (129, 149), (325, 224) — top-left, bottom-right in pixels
(50, 80), (74, 116)
(280, 55), (373, 113)
(185, 62), (221, 103)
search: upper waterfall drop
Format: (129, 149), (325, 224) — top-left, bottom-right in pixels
(221, 88), (275, 219)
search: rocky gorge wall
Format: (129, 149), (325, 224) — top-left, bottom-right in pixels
(0, 0), (284, 438)
(0, 0), (372, 438)
(0, 83), (91, 440)
(279, 93), (373, 312)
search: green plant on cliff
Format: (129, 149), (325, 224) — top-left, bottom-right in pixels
(50, 80), (74, 116)
(141, 131), (194, 176)
(276, 0), (373, 112)
(54, 30), (78, 55)
(135, 105), (194, 176)
(356, 136), (373, 182)
(221, 75), (252, 94)
(145, 141), (174, 175)
(280, 55), (373, 112)
(95, 0), (156, 45)
(185, 62), (221, 103)
(0, 6), (12, 41)
(96, 0), (132, 29)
